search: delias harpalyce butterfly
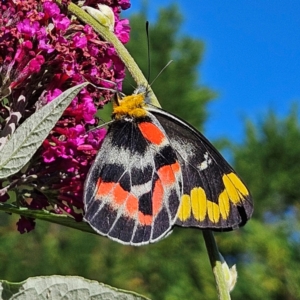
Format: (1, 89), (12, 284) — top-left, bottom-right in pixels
(83, 86), (253, 245)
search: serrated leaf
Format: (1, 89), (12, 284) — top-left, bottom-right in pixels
(0, 83), (89, 179)
(0, 275), (151, 300)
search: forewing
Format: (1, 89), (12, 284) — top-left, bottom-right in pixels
(84, 114), (182, 245)
(151, 108), (253, 230)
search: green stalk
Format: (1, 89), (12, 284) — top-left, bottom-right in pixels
(0, 203), (96, 234)
(203, 230), (231, 300)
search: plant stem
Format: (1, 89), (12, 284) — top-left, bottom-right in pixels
(0, 203), (96, 234)
(202, 230), (231, 300)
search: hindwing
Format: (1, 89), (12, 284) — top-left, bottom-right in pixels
(149, 107), (253, 230)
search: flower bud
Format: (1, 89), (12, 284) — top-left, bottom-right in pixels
(82, 4), (115, 31)
(220, 252), (238, 292)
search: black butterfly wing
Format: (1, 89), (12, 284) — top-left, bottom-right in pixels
(150, 107), (253, 230)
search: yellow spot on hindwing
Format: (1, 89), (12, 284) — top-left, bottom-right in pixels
(207, 200), (220, 223)
(222, 173), (249, 204)
(177, 194), (191, 221)
(218, 190), (230, 219)
(113, 94), (147, 119)
(191, 187), (207, 221)
(229, 173), (249, 196)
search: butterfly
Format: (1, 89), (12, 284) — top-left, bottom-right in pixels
(83, 86), (253, 245)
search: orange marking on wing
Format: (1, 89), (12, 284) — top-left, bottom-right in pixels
(138, 122), (165, 145)
(112, 183), (129, 205)
(158, 162), (179, 186)
(138, 212), (153, 226)
(96, 180), (139, 218)
(171, 161), (181, 174)
(96, 180), (114, 197)
(152, 179), (164, 216)
(125, 193), (139, 216)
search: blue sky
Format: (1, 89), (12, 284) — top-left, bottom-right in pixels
(126, 1), (300, 143)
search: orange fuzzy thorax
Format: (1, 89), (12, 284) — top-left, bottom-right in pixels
(113, 93), (147, 119)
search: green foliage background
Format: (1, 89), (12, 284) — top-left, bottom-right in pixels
(1, 4), (300, 300)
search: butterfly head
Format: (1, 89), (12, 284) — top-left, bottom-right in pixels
(133, 84), (153, 106)
(112, 85), (150, 120)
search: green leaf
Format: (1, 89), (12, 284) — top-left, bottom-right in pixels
(0, 275), (150, 299)
(0, 83), (88, 179)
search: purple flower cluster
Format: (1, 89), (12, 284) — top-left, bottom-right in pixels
(0, 0), (130, 233)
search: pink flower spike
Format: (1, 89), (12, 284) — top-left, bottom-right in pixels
(0, 0), (130, 233)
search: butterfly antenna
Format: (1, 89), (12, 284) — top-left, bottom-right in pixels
(150, 60), (173, 87)
(145, 22), (172, 88)
(146, 21), (151, 87)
